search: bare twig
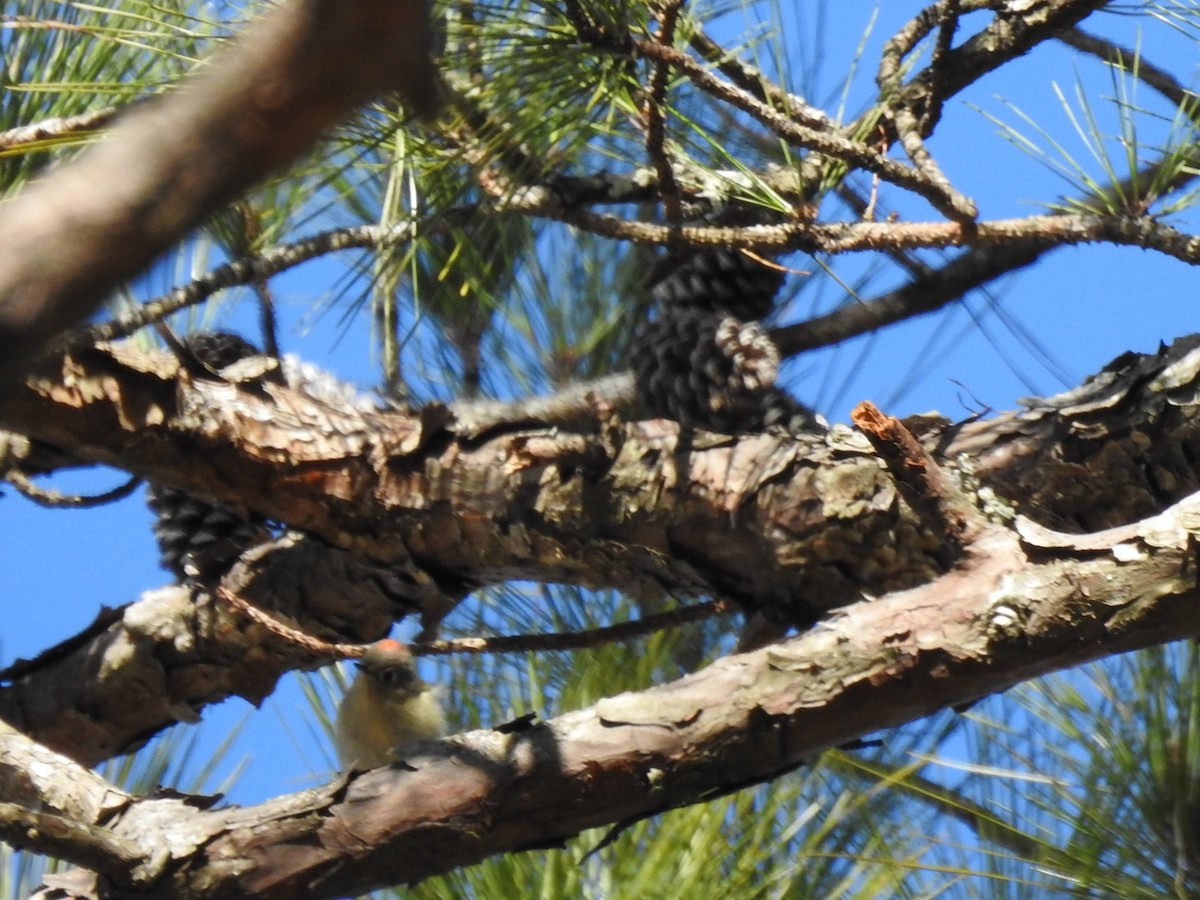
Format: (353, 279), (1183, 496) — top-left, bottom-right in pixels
(217, 575), (730, 661)
(642, 0), (687, 221)
(930, 0), (962, 98)
(4, 471), (141, 508)
(508, 198), (1200, 265)
(216, 584), (359, 661)
(629, 39), (968, 220)
(878, 1), (978, 222)
(60, 211), (474, 350)
(0, 106), (121, 153)
(1059, 28), (1194, 111)
(415, 599), (731, 656)
(852, 400), (989, 549)
(772, 240), (1050, 356)
(687, 26), (832, 131)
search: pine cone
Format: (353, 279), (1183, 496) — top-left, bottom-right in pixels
(147, 486), (270, 583)
(181, 331), (260, 370)
(759, 387), (823, 436)
(632, 309), (789, 433)
(650, 247), (783, 322)
(633, 244), (822, 436)
(147, 332), (267, 585)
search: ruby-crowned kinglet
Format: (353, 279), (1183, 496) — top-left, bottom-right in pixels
(335, 639), (447, 770)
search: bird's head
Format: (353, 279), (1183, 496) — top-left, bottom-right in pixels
(357, 639), (419, 695)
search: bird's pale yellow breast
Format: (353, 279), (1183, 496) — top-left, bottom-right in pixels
(335, 669), (447, 769)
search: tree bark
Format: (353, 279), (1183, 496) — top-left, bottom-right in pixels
(4, 336), (1200, 766)
(6, 493), (1200, 897)
(0, 0), (435, 395)
(5, 336), (1200, 894)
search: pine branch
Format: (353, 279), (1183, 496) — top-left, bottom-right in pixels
(6, 336), (1200, 763)
(0, 0), (437, 394)
(13, 487), (1200, 897)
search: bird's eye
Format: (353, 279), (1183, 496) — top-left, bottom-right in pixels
(377, 666), (412, 687)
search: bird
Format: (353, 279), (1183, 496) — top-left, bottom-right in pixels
(334, 639), (447, 770)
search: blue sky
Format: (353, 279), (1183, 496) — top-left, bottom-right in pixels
(3, 1), (1199, 811)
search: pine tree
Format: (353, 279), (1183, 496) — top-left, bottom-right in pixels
(2, 2), (1200, 897)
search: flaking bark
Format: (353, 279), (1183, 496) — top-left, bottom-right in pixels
(5, 336), (1200, 895)
(4, 336), (1200, 766)
(7, 500), (1200, 898)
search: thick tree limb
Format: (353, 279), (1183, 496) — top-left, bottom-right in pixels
(0, 343), (958, 623)
(773, 240), (1052, 356)
(0, 536), (418, 766)
(5, 336), (1200, 765)
(0, 0), (435, 393)
(14, 489), (1200, 898)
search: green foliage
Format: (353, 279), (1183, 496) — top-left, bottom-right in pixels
(977, 40), (1200, 219)
(837, 643), (1200, 899)
(0, 0), (221, 186)
(8, 0), (1200, 896)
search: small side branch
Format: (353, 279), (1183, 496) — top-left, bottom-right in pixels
(878, 0), (977, 222)
(0, 803), (144, 884)
(852, 400), (989, 549)
(417, 599), (731, 656)
(642, 0), (687, 222)
(0, 106), (121, 153)
(4, 471), (141, 509)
